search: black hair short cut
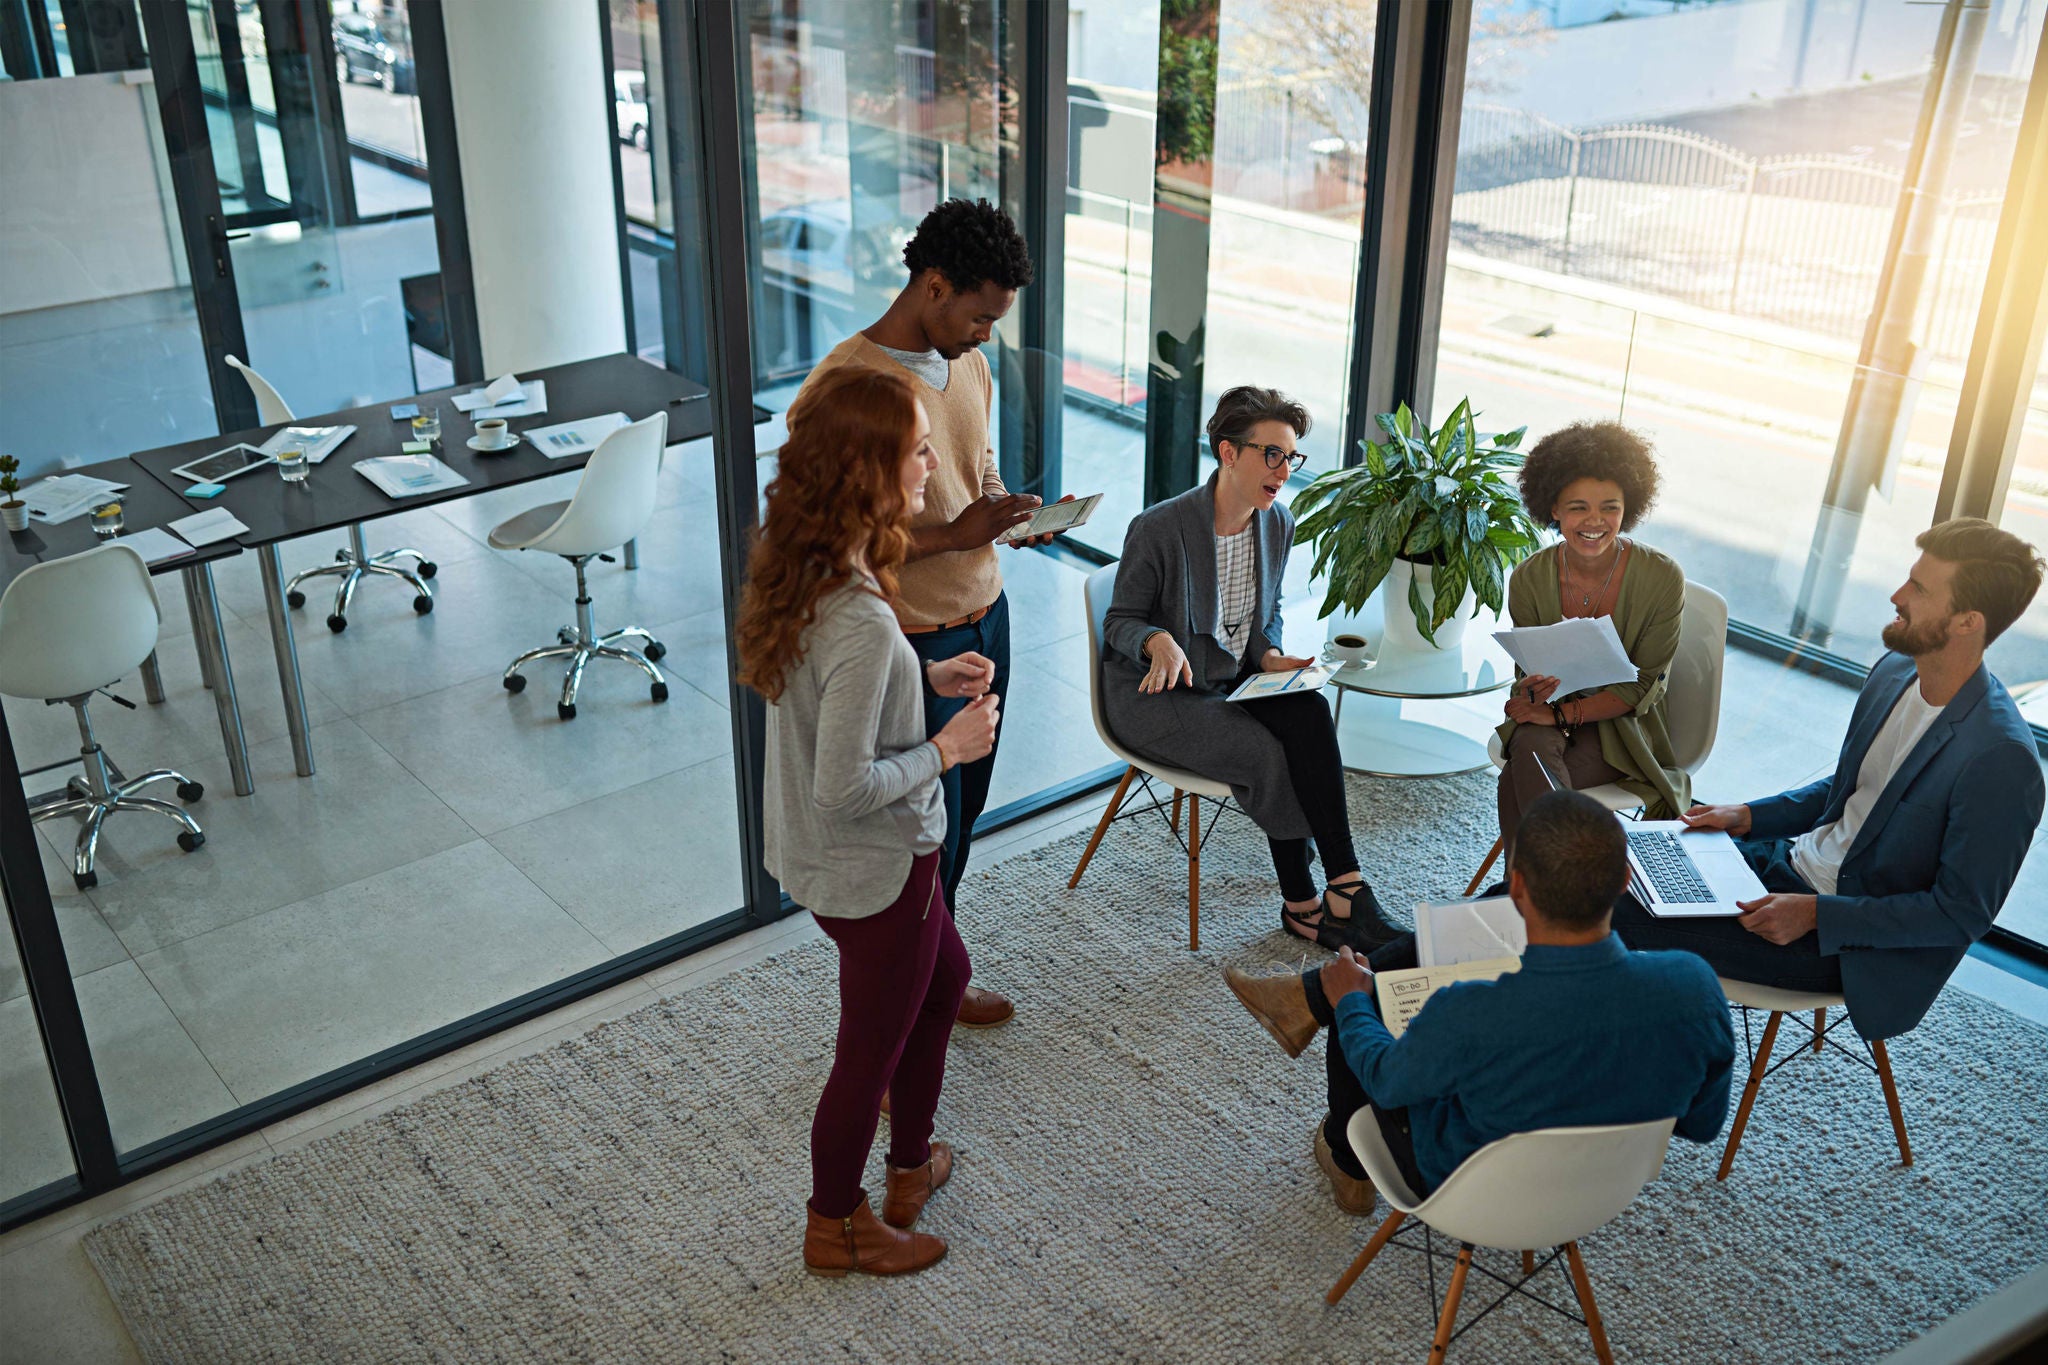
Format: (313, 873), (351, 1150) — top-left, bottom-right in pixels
(1206, 386), (1311, 458)
(1518, 421), (1659, 531)
(1510, 789), (1629, 929)
(902, 198), (1034, 294)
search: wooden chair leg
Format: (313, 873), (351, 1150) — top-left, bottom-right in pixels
(1186, 795), (1201, 951)
(1171, 790), (1183, 833)
(1716, 1010), (1784, 1180)
(1325, 1209), (1406, 1305)
(1067, 766), (1136, 890)
(1564, 1241), (1614, 1365)
(1427, 1244), (1474, 1365)
(1463, 835), (1505, 897)
(1871, 1038), (1913, 1167)
(1522, 1249), (1535, 1277)
(1812, 1006), (1826, 1053)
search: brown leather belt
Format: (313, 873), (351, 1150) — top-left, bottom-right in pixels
(900, 603), (993, 635)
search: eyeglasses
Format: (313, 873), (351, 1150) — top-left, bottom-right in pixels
(1232, 441), (1307, 473)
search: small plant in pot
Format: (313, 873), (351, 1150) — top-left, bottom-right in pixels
(1291, 400), (1542, 651)
(0, 456), (27, 533)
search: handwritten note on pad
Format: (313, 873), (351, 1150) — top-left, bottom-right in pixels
(1493, 616), (1638, 700)
(1375, 957), (1520, 1039)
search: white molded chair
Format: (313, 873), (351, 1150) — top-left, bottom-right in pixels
(1066, 562), (1235, 950)
(1328, 1114), (1676, 1365)
(225, 354), (437, 632)
(1715, 978), (1911, 1179)
(1466, 578), (1730, 893)
(0, 545), (206, 888)
(488, 412), (669, 720)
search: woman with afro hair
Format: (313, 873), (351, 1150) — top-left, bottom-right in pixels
(1496, 421), (1690, 843)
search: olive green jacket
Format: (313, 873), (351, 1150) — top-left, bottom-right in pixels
(1496, 541), (1690, 818)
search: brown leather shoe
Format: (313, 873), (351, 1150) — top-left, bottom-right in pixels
(803, 1193), (947, 1278)
(955, 984), (1014, 1029)
(1314, 1122), (1377, 1216)
(1223, 966), (1321, 1058)
(881, 1140), (953, 1228)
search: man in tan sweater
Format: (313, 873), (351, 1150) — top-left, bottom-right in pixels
(785, 199), (1056, 1029)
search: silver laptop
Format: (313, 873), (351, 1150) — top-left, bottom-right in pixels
(1522, 752), (1764, 917)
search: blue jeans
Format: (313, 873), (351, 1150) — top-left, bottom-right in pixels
(1610, 836), (1843, 993)
(902, 591), (1010, 910)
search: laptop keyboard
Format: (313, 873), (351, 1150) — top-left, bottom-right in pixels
(1628, 830), (1716, 904)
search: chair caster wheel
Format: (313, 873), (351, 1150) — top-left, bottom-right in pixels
(287, 589), (306, 609)
(558, 702), (577, 721)
(74, 870), (97, 891)
(503, 673), (527, 693)
(327, 614), (347, 632)
(644, 642), (667, 662)
(650, 682), (669, 703)
(413, 595), (433, 614)
(176, 781), (204, 802)
(418, 561), (438, 579)
(178, 831), (206, 853)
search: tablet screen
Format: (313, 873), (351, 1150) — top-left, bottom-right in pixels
(175, 444), (273, 484)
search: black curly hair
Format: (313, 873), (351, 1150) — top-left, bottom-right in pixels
(902, 198), (1034, 294)
(1518, 421), (1659, 531)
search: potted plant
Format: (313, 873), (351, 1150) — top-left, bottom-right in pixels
(1, 456), (26, 532)
(1291, 399), (1542, 651)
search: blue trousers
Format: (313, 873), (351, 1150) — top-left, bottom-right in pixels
(901, 592), (1010, 910)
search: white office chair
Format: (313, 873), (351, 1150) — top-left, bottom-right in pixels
(489, 412), (669, 720)
(1066, 562), (1236, 950)
(1327, 1114), (1676, 1365)
(1465, 579), (1730, 893)
(225, 354), (437, 632)
(0, 545), (205, 889)
(1714, 978), (1912, 1180)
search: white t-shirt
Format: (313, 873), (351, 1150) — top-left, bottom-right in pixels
(872, 341), (950, 392)
(1215, 525), (1257, 662)
(1790, 682), (1946, 896)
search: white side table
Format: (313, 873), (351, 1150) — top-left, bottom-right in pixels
(1325, 606), (1515, 779)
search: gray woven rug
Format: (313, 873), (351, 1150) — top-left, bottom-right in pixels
(86, 771), (2048, 1364)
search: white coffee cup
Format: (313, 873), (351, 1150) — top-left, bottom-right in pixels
(1326, 632), (1370, 665)
(476, 418), (511, 449)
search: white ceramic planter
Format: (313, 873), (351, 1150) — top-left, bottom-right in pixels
(1380, 558), (1475, 654)
(1, 502), (27, 533)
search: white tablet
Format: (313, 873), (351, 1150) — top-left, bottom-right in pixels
(171, 443), (275, 486)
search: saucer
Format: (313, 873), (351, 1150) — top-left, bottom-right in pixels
(466, 433), (521, 454)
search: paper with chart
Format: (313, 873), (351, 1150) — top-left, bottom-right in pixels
(1226, 663), (1333, 703)
(1493, 616), (1638, 699)
(1375, 958), (1520, 1039)
(1415, 897), (1526, 968)
(355, 454), (469, 499)
(451, 374), (548, 419)
(523, 412), (630, 458)
(21, 473), (128, 524)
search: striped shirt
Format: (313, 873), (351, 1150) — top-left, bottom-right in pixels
(1216, 526), (1257, 663)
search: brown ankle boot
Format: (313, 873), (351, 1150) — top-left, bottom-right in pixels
(1223, 966), (1322, 1058)
(803, 1194), (947, 1278)
(881, 1140), (953, 1228)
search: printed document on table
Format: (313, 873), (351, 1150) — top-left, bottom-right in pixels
(355, 454), (469, 499)
(523, 412), (630, 459)
(168, 507), (250, 547)
(22, 473), (128, 524)
(259, 425), (356, 464)
(1493, 616), (1638, 699)
(1375, 957), (1520, 1039)
(110, 527), (195, 566)
(1226, 664), (1333, 703)
(1415, 897), (1526, 968)
(451, 375), (548, 419)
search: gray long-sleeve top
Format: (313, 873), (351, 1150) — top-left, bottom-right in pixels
(762, 579), (946, 917)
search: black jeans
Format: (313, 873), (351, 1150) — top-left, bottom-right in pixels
(1237, 672), (1360, 902)
(1303, 968), (1428, 1195)
(1610, 836), (1844, 993)
(903, 592), (1010, 911)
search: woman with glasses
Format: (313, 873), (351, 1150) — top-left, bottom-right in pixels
(1101, 386), (1396, 951)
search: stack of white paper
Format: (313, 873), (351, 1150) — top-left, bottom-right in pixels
(355, 455), (469, 499)
(23, 473), (128, 524)
(110, 527), (195, 566)
(523, 412), (631, 459)
(168, 507), (250, 547)
(1415, 897), (1527, 968)
(451, 375), (548, 419)
(1493, 616), (1639, 699)
(259, 425), (357, 464)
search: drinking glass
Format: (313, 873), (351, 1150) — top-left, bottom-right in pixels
(412, 408), (442, 443)
(89, 500), (124, 538)
(275, 447), (310, 483)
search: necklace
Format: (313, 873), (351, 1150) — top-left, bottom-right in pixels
(1562, 539), (1623, 614)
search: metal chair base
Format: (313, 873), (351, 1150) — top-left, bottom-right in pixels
(500, 555), (666, 720)
(286, 524), (435, 631)
(29, 697), (205, 888)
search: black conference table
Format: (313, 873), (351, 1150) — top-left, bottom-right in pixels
(2, 458), (255, 794)
(126, 353), (711, 780)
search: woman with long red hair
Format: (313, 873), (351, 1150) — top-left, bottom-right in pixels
(738, 366), (999, 1277)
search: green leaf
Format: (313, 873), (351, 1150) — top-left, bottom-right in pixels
(1409, 572), (1435, 645)
(1432, 557), (1468, 626)
(1494, 425), (1528, 451)
(1363, 439), (1387, 479)
(1403, 517), (1441, 557)
(1465, 505), (1487, 544)
(1471, 544), (1504, 612)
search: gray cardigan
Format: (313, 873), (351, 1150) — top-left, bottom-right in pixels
(1101, 473), (1291, 688)
(763, 580), (946, 917)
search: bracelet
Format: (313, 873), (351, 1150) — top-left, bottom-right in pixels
(1550, 701), (1572, 739)
(928, 738), (952, 774)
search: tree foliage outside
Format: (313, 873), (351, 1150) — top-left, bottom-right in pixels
(1156, 0), (1219, 168)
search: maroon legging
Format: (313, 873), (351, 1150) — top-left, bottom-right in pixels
(809, 850), (972, 1219)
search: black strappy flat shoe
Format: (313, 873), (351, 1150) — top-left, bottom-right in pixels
(1316, 881), (1401, 951)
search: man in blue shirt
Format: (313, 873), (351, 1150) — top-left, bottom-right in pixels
(1227, 789), (1735, 1210)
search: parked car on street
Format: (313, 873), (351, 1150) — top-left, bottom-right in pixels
(334, 10), (414, 94)
(615, 70), (650, 150)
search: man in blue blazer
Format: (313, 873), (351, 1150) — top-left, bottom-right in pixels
(1614, 518), (2044, 1040)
